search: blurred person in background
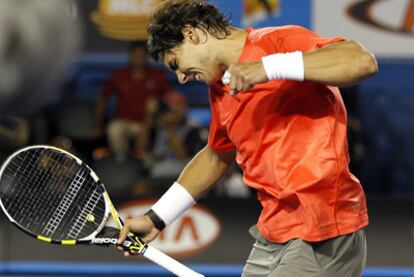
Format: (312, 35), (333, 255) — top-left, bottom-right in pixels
(119, 1), (378, 276)
(93, 41), (170, 161)
(143, 91), (205, 179)
(0, 0), (80, 116)
(0, 0), (79, 164)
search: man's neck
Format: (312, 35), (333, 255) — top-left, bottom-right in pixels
(216, 28), (248, 69)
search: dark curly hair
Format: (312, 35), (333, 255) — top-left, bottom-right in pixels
(147, 0), (231, 62)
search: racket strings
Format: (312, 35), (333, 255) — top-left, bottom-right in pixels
(32, 154), (79, 234)
(38, 156), (107, 240)
(44, 167), (86, 237)
(2, 149), (71, 233)
(0, 147), (107, 241)
(16, 150), (78, 235)
(22, 151), (75, 232)
(67, 185), (102, 239)
(4, 151), (53, 227)
(5, 152), (39, 214)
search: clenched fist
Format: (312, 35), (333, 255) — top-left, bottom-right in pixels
(117, 215), (160, 256)
(223, 61), (268, 95)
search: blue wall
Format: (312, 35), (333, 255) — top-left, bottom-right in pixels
(1, 262), (413, 277)
(212, 0), (311, 28)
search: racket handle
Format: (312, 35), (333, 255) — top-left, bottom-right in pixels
(143, 245), (204, 277)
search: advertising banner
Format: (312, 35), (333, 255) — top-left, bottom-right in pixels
(313, 0), (414, 58)
(0, 199), (413, 267)
(118, 200), (222, 258)
(90, 0), (161, 41)
(77, 0), (311, 52)
(215, 0), (311, 29)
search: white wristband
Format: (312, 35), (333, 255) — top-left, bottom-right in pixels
(151, 182), (196, 226)
(261, 51), (304, 81)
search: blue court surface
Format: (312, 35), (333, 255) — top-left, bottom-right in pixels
(0, 262), (413, 277)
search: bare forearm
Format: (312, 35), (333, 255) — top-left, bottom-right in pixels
(303, 40), (378, 87)
(177, 145), (235, 199)
(225, 41), (378, 95)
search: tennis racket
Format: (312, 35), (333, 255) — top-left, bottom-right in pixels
(0, 145), (204, 277)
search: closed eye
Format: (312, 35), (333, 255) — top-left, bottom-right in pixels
(169, 59), (179, 71)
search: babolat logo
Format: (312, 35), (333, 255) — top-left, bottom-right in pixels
(92, 237), (133, 247)
(347, 0), (414, 35)
(92, 238), (118, 244)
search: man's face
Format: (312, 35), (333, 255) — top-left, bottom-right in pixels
(129, 47), (147, 68)
(162, 34), (222, 85)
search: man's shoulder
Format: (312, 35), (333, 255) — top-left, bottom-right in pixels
(244, 25), (314, 55)
(249, 25), (309, 40)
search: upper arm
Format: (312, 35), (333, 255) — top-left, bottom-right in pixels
(205, 145), (236, 167)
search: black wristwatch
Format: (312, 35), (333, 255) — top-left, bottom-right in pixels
(145, 209), (166, 231)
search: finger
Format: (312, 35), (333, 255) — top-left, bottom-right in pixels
(229, 75), (237, 96)
(235, 75), (244, 93)
(118, 223), (130, 244)
(243, 82), (253, 91)
(124, 251), (130, 257)
(117, 246), (124, 251)
(142, 233), (154, 243)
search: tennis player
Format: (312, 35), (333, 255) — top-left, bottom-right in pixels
(118, 1), (378, 276)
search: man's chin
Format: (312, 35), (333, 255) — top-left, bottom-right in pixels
(198, 76), (213, 85)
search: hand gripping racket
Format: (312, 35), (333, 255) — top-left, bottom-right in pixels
(0, 145), (204, 277)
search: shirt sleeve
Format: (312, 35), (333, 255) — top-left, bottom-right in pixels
(267, 25), (345, 53)
(207, 90), (236, 152)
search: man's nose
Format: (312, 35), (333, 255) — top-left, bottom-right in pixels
(177, 72), (188, 84)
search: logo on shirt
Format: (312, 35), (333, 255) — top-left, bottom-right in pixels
(347, 0), (414, 35)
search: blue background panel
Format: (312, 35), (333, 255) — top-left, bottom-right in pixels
(213, 0), (311, 29)
(0, 262), (413, 277)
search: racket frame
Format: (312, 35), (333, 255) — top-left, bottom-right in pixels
(0, 145), (110, 246)
(0, 145), (204, 277)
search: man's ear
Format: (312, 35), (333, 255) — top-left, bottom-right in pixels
(182, 25), (200, 44)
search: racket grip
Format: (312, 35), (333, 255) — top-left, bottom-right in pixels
(143, 245), (204, 277)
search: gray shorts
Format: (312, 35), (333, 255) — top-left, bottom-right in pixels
(242, 226), (367, 277)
